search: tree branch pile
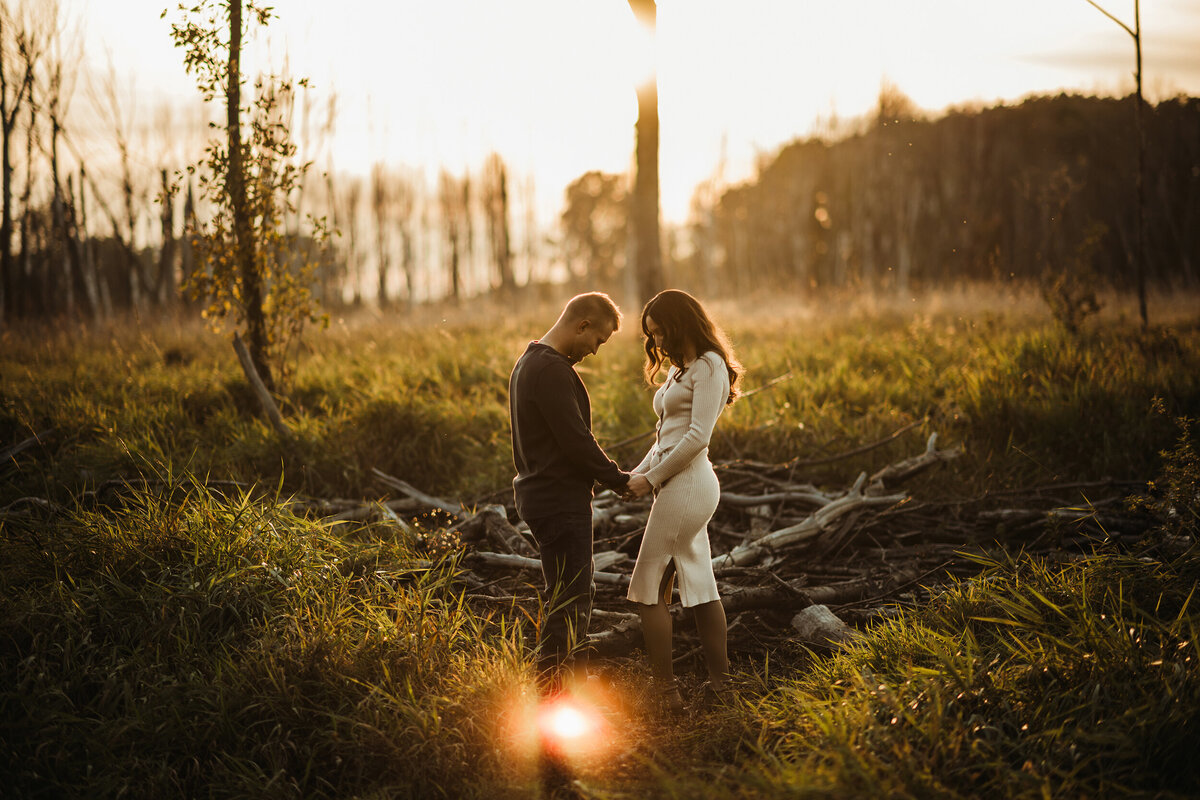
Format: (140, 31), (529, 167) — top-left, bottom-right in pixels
(350, 430), (1156, 665)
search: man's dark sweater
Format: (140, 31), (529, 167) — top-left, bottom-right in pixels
(509, 341), (627, 521)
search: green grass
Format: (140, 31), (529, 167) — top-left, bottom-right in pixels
(661, 547), (1200, 799)
(2, 287), (1200, 797)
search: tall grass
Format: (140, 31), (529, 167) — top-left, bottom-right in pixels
(1, 473), (550, 797)
(2, 288), (1200, 796)
(4, 291), (1198, 507)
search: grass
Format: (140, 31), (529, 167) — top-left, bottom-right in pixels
(658, 545), (1200, 799)
(2, 284), (1200, 797)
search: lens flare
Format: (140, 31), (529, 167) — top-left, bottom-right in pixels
(534, 695), (609, 757)
(541, 700), (595, 741)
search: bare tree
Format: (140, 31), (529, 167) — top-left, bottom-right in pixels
(95, 57), (148, 311)
(0, 0), (40, 321)
(439, 169), (464, 302)
(394, 169), (416, 308)
(482, 152), (514, 292)
(39, 0), (91, 317)
(341, 176), (362, 306)
(1083, 0), (1147, 326)
(521, 172), (539, 286)
(626, 0), (662, 304)
(370, 162), (390, 307)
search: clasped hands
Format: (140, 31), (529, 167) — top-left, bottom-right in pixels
(622, 472), (653, 500)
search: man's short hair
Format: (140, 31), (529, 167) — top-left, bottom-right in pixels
(563, 292), (622, 330)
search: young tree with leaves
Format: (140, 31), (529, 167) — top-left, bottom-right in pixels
(166, 0), (328, 393)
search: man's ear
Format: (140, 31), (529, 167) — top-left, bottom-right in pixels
(576, 318), (592, 335)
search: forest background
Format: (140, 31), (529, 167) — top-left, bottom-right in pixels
(0, 1), (1197, 324)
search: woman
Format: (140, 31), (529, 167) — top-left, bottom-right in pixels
(625, 289), (742, 710)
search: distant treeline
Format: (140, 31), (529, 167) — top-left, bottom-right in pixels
(6, 89), (1199, 323)
(680, 92), (1200, 295)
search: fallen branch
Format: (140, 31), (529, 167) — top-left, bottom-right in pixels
(0, 496), (62, 518)
(371, 469), (463, 518)
(0, 428), (54, 474)
(712, 473), (907, 569)
(869, 432), (961, 489)
(587, 571), (924, 657)
(466, 550), (629, 585)
(452, 505), (536, 557)
(719, 488), (833, 508)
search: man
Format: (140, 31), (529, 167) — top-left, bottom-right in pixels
(509, 292), (630, 685)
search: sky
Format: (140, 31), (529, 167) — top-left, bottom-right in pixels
(77, 0), (1200, 225)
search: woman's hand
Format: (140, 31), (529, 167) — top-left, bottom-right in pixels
(625, 473), (653, 499)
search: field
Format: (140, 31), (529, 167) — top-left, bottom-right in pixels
(2, 284), (1199, 798)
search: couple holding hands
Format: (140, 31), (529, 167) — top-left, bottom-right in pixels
(508, 289), (741, 711)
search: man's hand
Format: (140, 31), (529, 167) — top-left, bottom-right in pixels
(625, 473), (653, 499)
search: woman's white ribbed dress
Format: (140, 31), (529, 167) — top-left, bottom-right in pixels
(626, 350), (729, 608)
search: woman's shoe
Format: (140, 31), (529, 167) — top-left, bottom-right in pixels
(655, 678), (685, 715)
(699, 680), (733, 708)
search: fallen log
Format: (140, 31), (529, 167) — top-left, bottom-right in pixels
(452, 505), (537, 557)
(792, 604), (856, 646)
(371, 468), (463, 518)
(0, 428), (54, 476)
(719, 570), (923, 614)
(324, 497), (425, 522)
(466, 551), (629, 586)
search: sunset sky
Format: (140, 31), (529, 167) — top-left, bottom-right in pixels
(79, 0), (1200, 223)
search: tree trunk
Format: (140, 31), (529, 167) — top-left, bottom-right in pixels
(1133, 0), (1148, 326)
(496, 162), (513, 291)
(372, 166), (389, 308)
(78, 167), (112, 319)
(227, 0), (272, 390)
(158, 169), (176, 307)
(448, 217), (461, 303)
(628, 0), (662, 305)
(18, 98), (35, 315)
(0, 18), (12, 323)
(180, 179), (196, 307)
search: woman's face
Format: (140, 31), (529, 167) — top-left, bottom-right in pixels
(645, 315), (666, 353)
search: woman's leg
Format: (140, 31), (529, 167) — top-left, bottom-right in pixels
(637, 564), (683, 710)
(637, 564), (676, 682)
(692, 598), (729, 686)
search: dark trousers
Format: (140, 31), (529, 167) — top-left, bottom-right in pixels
(525, 510), (595, 678)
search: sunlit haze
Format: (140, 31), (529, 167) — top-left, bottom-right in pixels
(80, 0), (1200, 224)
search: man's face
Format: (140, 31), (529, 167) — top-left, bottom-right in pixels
(568, 318), (616, 364)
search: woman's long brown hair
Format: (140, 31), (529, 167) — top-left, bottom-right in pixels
(641, 289), (742, 404)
